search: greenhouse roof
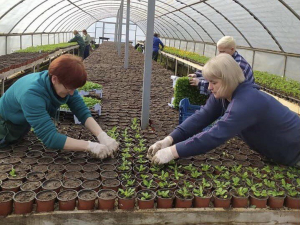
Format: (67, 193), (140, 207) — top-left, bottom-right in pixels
(0, 0), (299, 54)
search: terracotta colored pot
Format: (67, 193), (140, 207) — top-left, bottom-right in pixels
(230, 190), (249, 208)
(285, 195), (300, 209)
(137, 189), (156, 209)
(42, 179), (62, 193)
(156, 189), (174, 208)
(13, 191), (35, 214)
(193, 194), (212, 208)
(98, 189), (117, 210)
(212, 191), (232, 208)
(268, 195), (286, 209)
(62, 179), (82, 191)
(117, 190), (136, 210)
(0, 191), (14, 216)
(57, 189), (78, 211)
(249, 194), (268, 208)
(81, 179), (101, 192)
(174, 190), (194, 208)
(20, 181), (42, 193)
(102, 179), (120, 192)
(77, 189), (97, 210)
(36, 190), (57, 212)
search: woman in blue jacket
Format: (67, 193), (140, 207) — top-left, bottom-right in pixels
(148, 53), (300, 166)
(0, 54), (118, 158)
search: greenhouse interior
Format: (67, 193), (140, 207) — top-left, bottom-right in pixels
(0, 0), (300, 224)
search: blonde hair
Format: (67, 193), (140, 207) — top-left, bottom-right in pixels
(217, 36), (236, 50)
(202, 53), (245, 97)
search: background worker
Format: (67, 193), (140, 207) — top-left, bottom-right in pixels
(189, 36), (255, 95)
(69, 30), (85, 59)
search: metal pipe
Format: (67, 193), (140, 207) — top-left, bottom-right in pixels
(124, 0), (130, 69)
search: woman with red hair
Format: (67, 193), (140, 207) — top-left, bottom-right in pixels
(0, 54), (118, 158)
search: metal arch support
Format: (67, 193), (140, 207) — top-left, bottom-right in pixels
(233, 0), (284, 52)
(278, 0), (300, 21)
(0, 0), (24, 21)
(35, 3), (72, 33)
(8, 0), (48, 34)
(59, 12), (96, 32)
(204, 2), (252, 48)
(66, 0), (99, 21)
(188, 5), (225, 37)
(22, 0), (65, 34)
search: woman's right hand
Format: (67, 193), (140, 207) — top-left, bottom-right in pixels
(147, 136), (173, 159)
(187, 73), (196, 78)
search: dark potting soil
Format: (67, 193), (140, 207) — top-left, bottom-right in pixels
(63, 179), (81, 188)
(0, 164), (12, 172)
(98, 190), (116, 199)
(14, 191), (35, 202)
(102, 179), (119, 187)
(102, 158), (118, 165)
(0, 192), (14, 202)
(101, 171), (118, 179)
(48, 164), (65, 171)
(71, 158), (86, 164)
(58, 190), (77, 201)
(100, 164), (115, 171)
(26, 150), (43, 158)
(65, 164), (82, 171)
(82, 180), (100, 189)
(1, 180), (22, 188)
(37, 157), (54, 164)
(83, 163), (99, 172)
(46, 171), (63, 180)
(42, 152), (58, 158)
(0, 152), (10, 159)
(64, 171), (82, 180)
(0, 173), (7, 181)
(21, 181), (40, 191)
(21, 157), (37, 165)
(14, 164), (31, 172)
(54, 158), (70, 165)
(2, 157), (21, 164)
(37, 191), (56, 201)
(82, 171), (99, 180)
(27, 172), (45, 181)
(9, 151), (26, 158)
(73, 151), (88, 158)
(31, 164), (48, 173)
(79, 190), (97, 200)
(43, 180), (61, 189)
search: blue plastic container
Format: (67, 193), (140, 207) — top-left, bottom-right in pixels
(178, 98), (201, 124)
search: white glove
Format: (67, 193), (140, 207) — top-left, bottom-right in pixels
(152, 147), (175, 165)
(97, 131), (119, 153)
(87, 141), (110, 159)
(147, 136), (173, 158)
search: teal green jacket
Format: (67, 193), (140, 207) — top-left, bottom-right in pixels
(69, 34), (85, 48)
(0, 71), (91, 149)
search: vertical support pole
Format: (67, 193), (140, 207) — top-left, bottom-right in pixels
(41, 34), (42, 46)
(32, 34), (34, 47)
(1, 79), (4, 96)
(175, 59), (178, 76)
(115, 9), (120, 47)
(187, 65), (190, 75)
(134, 25), (137, 46)
(118, 0), (124, 56)
(141, 0), (156, 129)
(20, 35), (22, 50)
(124, 0), (130, 69)
(5, 36), (8, 55)
(283, 55), (287, 78)
(48, 34), (50, 45)
(102, 22), (105, 44)
(252, 50), (256, 70)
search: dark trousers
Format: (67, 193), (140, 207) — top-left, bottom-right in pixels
(152, 51), (159, 61)
(84, 44), (90, 59)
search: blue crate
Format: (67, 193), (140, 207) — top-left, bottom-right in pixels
(179, 98), (201, 124)
(179, 98), (216, 131)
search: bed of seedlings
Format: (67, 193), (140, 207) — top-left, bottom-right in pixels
(0, 42), (299, 216)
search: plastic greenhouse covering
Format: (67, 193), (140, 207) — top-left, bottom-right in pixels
(0, 0), (299, 80)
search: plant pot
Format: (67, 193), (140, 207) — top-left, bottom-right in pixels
(100, 170), (118, 180)
(31, 164), (48, 173)
(0, 191), (14, 216)
(77, 189), (97, 210)
(230, 189), (249, 208)
(249, 193), (268, 208)
(140, 180), (158, 191)
(26, 171), (45, 182)
(174, 190), (194, 208)
(7, 170), (26, 181)
(65, 163), (83, 172)
(36, 190), (57, 212)
(20, 181), (41, 193)
(268, 195), (286, 209)
(212, 191), (232, 208)
(62, 179), (82, 191)
(137, 189), (156, 209)
(117, 190), (136, 210)
(82, 171), (100, 180)
(285, 195), (300, 209)
(193, 190), (212, 208)
(102, 179), (120, 192)
(57, 189), (78, 211)
(135, 172), (153, 183)
(13, 190), (35, 214)
(99, 164), (116, 171)
(1, 180), (22, 192)
(82, 163), (99, 172)
(42, 179), (62, 193)
(81, 179), (101, 192)
(98, 189), (117, 210)
(156, 189), (174, 208)
(64, 171), (82, 180)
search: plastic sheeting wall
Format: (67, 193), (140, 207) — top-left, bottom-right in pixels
(164, 38), (300, 82)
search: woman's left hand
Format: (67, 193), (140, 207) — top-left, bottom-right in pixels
(97, 132), (119, 153)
